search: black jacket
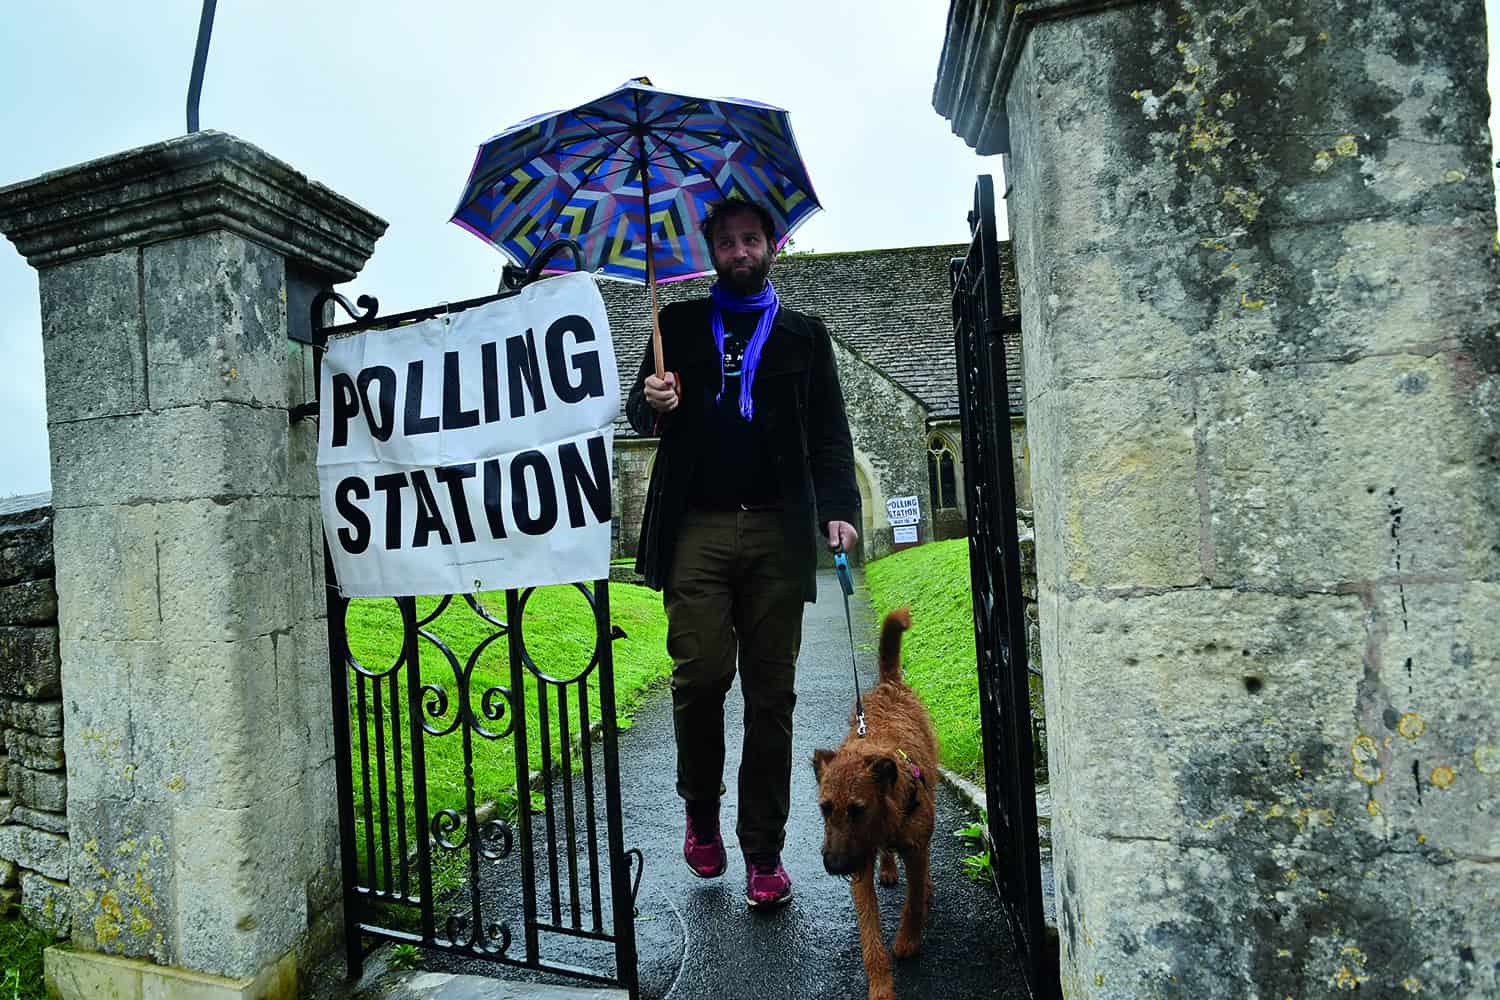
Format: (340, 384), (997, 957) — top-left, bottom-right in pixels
(626, 297), (860, 602)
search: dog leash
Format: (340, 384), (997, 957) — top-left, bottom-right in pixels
(832, 543), (867, 738)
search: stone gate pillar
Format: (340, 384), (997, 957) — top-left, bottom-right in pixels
(938, 2), (1499, 996)
(0, 132), (385, 997)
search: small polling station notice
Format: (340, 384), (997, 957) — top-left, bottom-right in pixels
(886, 494), (920, 527)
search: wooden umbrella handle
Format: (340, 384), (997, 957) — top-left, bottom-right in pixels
(648, 250), (664, 378)
(639, 139), (666, 379)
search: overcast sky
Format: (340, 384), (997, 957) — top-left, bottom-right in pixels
(1, 2), (1497, 497)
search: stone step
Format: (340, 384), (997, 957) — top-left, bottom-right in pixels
(366, 972), (629, 1000)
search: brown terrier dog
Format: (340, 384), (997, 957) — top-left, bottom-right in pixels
(812, 607), (938, 1000)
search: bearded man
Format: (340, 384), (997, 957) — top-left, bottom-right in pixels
(625, 198), (860, 909)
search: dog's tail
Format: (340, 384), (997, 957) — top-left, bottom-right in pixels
(878, 607), (911, 684)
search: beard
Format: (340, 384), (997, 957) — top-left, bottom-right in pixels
(715, 251), (773, 296)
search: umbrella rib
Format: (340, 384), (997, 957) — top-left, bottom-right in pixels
(640, 95), (707, 130)
(530, 148), (626, 249)
(642, 117), (744, 197)
(573, 111), (635, 140)
(466, 107), (633, 196)
(654, 138), (722, 156)
(663, 142), (738, 202)
(568, 98), (728, 183)
(554, 151), (640, 173)
(528, 91), (685, 251)
(642, 129), (712, 180)
(565, 114), (638, 166)
(636, 101), (803, 217)
(641, 116), (706, 161)
(554, 158), (639, 192)
(647, 128), (734, 159)
(641, 95), (777, 139)
(468, 149), (633, 209)
(641, 96), (738, 145)
(493, 161), (625, 247)
(520, 132), (638, 173)
(516, 111), (640, 251)
(466, 143), (631, 203)
(529, 115), (647, 246)
(573, 103), (640, 131)
(640, 101), (723, 148)
(655, 101), (790, 187)
(552, 132), (632, 156)
(645, 137), (726, 173)
(639, 102), (733, 187)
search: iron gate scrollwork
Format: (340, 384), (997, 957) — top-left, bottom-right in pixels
(307, 245), (640, 997)
(950, 175), (1054, 999)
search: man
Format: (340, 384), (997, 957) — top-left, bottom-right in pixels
(626, 198), (860, 909)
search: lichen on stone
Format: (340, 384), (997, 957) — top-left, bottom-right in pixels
(1350, 735), (1384, 784)
(1222, 187), (1265, 223)
(1473, 745), (1500, 774)
(1396, 713), (1425, 739)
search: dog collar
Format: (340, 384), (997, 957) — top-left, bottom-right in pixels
(895, 747), (923, 783)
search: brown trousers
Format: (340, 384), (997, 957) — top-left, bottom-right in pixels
(664, 508), (805, 858)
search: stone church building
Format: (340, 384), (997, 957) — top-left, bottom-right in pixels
(600, 243), (1024, 565)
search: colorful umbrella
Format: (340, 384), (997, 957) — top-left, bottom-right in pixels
(451, 77), (822, 375)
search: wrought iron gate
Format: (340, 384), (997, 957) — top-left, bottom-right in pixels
(950, 175), (1054, 999)
(303, 250), (640, 997)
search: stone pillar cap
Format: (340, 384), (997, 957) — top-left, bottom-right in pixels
(0, 130), (387, 280)
(934, 0), (1147, 155)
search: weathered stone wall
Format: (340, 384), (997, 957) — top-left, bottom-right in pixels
(612, 437), (654, 565)
(833, 338), (931, 560)
(0, 496), (68, 935)
(927, 418), (967, 541)
(0, 132), (386, 993)
(942, 1), (1500, 996)
(1008, 417), (1031, 515)
(43, 234), (340, 979)
(1016, 510), (1046, 779)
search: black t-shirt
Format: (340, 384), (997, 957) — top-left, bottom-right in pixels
(687, 309), (781, 509)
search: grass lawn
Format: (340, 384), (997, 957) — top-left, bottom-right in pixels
(0, 915), (50, 999)
(865, 538), (989, 781)
(343, 581), (669, 895)
(865, 537), (1047, 787)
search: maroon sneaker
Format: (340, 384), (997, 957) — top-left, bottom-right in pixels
(744, 855), (793, 909)
(683, 801), (726, 878)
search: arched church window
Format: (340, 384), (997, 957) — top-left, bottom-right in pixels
(927, 436), (958, 511)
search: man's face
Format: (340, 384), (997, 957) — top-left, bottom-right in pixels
(709, 210), (775, 294)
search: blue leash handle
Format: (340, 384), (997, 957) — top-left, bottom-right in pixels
(833, 549), (854, 596)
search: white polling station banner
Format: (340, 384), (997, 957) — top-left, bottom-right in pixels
(316, 272), (618, 597)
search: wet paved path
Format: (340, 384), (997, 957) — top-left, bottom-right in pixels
(382, 571), (1030, 1000)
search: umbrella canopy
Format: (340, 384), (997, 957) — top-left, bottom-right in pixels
(450, 78), (822, 285)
